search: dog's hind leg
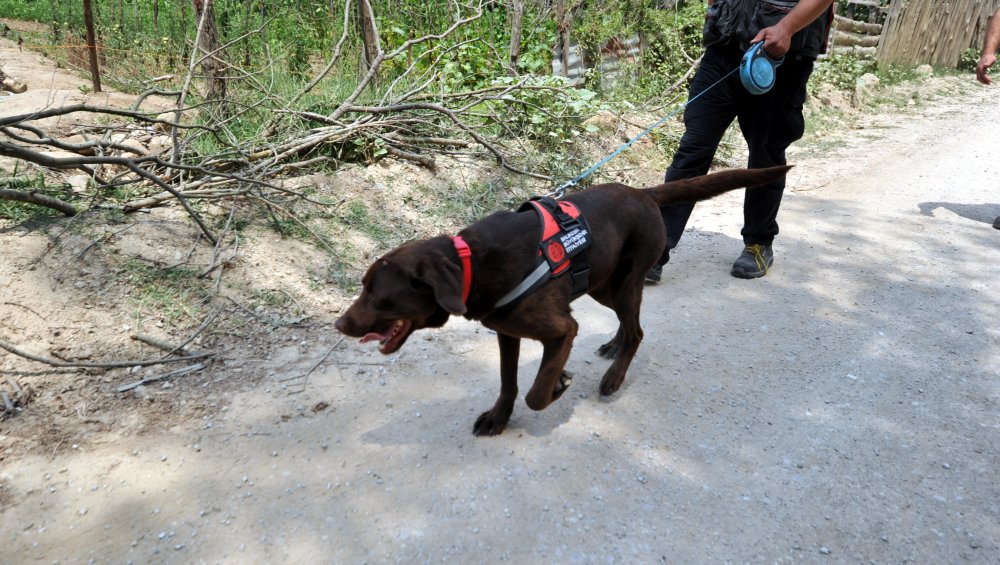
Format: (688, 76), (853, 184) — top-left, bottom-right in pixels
(588, 286), (625, 359)
(473, 332), (520, 436)
(598, 278), (645, 396)
(592, 253), (651, 362)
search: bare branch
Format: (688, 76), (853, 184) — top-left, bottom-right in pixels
(344, 103), (551, 180)
(116, 363), (205, 392)
(0, 337), (213, 369)
(0, 188), (77, 216)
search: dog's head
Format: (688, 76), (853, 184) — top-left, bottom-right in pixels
(334, 237), (466, 354)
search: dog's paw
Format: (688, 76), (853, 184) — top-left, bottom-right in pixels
(552, 371), (573, 400)
(599, 370), (624, 396)
(473, 410), (508, 436)
(597, 339), (621, 359)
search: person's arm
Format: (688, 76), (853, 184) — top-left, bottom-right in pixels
(751, 0), (836, 58)
(976, 7), (1000, 85)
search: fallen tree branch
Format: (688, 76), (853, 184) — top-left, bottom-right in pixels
(131, 333), (195, 355)
(0, 104), (205, 132)
(0, 141), (218, 244)
(247, 194), (338, 255)
(0, 337), (213, 369)
(52, 224), (136, 283)
(344, 102), (551, 180)
(277, 337), (344, 395)
(157, 307), (221, 360)
(385, 146), (436, 170)
(0, 188), (77, 216)
(116, 363), (205, 392)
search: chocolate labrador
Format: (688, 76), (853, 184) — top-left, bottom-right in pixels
(335, 165), (791, 436)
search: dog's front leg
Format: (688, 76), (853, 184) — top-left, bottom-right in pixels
(473, 332), (520, 436)
(524, 318), (578, 411)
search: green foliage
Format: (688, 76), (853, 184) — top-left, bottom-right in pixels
(325, 257), (358, 291)
(438, 41), (506, 91)
(812, 51), (878, 91)
(0, 0), (48, 21)
(630, 3), (706, 100)
(958, 48), (980, 72)
(516, 22), (559, 75)
(575, 3), (635, 56)
(876, 64), (920, 86)
(488, 75), (602, 143)
(810, 50), (924, 99)
(0, 198), (60, 223)
(574, 0), (705, 101)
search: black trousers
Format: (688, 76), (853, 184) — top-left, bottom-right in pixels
(658, 42), (814, 265)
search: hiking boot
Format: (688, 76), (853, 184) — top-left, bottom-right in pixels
(731, 244), (773, 279)
(645, 263), (663, 284)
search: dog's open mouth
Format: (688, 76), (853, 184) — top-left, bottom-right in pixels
(359, 319), (414, 354)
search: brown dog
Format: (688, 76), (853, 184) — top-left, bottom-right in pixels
(335, 166), (791, 436)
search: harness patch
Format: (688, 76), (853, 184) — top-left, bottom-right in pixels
(530, 199), (590, 282)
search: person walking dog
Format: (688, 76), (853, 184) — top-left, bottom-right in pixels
(647, 0), (835, 282)
(976, 6), (1000, 230)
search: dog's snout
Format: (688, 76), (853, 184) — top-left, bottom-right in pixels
(334, 315), (350, 334)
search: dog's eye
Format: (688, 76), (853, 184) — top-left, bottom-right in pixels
(410, 279), (432, 293)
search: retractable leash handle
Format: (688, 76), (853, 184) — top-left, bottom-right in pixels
(740, 41), (784, 95)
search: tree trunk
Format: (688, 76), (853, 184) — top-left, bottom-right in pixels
(357, 0), (381, 75)
(508, 0), (525, 75)
(556, 0), (573, 78)
(192, 0), (226, 102)
(83, 0), (102, 93)
(48, 0), (58, 39)
(243, 0), (252, 68)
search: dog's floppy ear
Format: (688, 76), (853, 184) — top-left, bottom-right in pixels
(417, 254), (466, 315)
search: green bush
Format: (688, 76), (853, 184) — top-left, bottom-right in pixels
(812, 51), (878, 91)
(488, 75), (601, 142)
(958, 48), (980, 72)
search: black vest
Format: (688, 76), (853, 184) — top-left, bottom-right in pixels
(704, 0), (833, 60)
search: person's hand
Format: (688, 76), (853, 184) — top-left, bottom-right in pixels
(751, 24), (793, 58)
(976, 53), (996, 85)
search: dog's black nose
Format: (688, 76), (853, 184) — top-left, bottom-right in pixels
(334, 316), (349, 333)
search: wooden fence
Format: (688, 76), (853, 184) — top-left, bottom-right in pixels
(830, 13), (883, 57)
(878, 0), (1000, 68)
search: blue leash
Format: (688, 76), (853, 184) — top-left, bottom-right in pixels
(549, 65), (740, 199)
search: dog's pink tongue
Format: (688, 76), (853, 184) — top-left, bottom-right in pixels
(360, 332), (387, 344)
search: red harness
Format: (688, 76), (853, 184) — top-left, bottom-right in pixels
(528, 199), (586, 277)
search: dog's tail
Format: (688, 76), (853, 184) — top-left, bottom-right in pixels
(644, 165), (793, 206)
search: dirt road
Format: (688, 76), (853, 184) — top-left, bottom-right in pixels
(2, 58), (999, 563)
